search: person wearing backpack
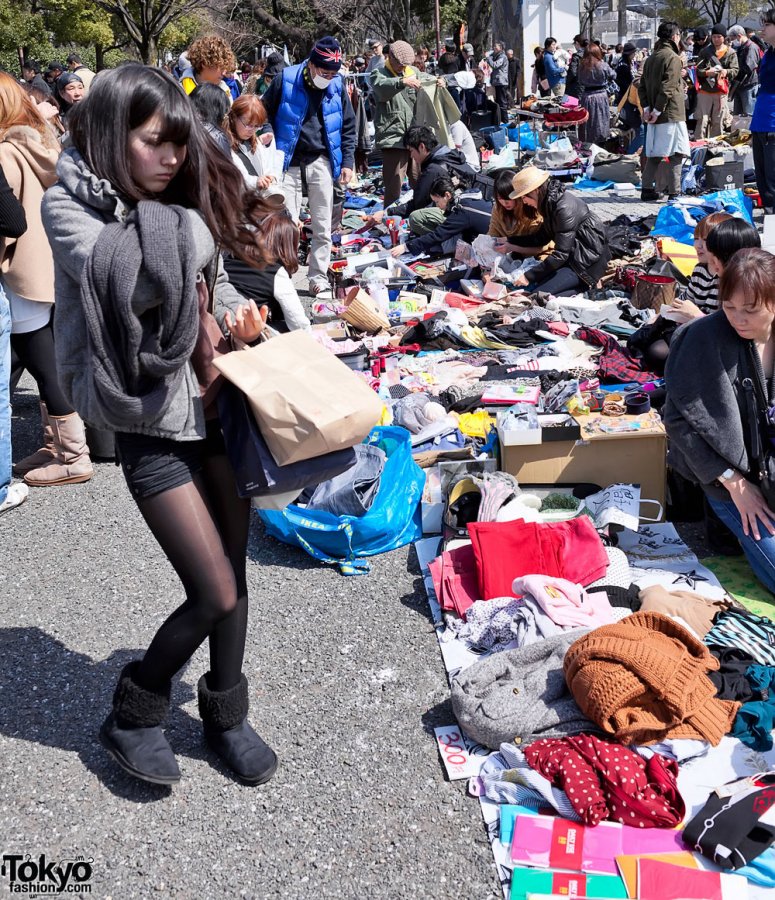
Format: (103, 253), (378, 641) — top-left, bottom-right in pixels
(365, 125), (474, 235)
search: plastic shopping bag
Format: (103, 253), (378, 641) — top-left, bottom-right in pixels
(257, 427), (425, 575)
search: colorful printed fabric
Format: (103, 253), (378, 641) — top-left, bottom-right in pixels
(705, 608), (775, 667)
(523, 733), (685, 828)
(575, 326), (659, 385)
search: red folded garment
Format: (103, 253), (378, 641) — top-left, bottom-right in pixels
(467, 516), (608, 600)
(429, 544), (481, 618)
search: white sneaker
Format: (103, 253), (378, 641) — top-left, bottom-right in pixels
(0, 482), (29, 515)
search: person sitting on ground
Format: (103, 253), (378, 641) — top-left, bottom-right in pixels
(673, 217), (761, 320)
(489, 167), (553, 256)
(366, 125), (473, 235)
(664, 248), (775, 593)
(505, 167), (609, 294)
(180, 35), (235, 98)
(676, 212), (733, 312)
(390, 175), (492, 258)
(223, 209), (310, 332)
(190, 82), (232, 157)
(449, 118), (481, 170)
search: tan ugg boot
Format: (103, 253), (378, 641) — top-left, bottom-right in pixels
(23, 413), (94, 486)
(13, 402), (55, 476)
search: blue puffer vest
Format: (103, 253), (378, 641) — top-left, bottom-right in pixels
(273, 62), (344, 178)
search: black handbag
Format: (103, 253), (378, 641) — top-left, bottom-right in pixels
(743, 346), (775, 509)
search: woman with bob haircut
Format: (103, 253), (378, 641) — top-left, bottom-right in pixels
(665, 247), (775, 592)
(42, 63), (283, 787)
(225, 94), (278, 193)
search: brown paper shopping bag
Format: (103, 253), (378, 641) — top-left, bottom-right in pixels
(213, 330), (383, 466)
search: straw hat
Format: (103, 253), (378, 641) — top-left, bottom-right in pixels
(509, 166), (550, 199)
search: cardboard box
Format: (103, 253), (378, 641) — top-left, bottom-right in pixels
(498, 414), (582, 447)
(500, 416), (666, 513)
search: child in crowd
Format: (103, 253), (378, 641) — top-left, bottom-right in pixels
(224, 210), (310, 332)
(674, 216), (761, 320)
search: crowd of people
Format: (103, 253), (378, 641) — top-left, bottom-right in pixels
(3, 16), (775, 791)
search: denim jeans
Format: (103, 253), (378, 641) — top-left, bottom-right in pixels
(706, 495), (775, 595)
(733, 85), (756, 116)
(0, 282), (11, 505)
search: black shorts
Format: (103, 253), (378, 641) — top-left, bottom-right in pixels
(115, 419), (226, 500)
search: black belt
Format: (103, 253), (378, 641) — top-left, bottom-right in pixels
(583, 87), (607, 94)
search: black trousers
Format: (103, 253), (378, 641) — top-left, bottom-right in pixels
(753, 131), (775, 213)
(494, 84), (510, 121)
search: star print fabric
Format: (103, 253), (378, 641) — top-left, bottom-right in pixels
(523, 733), (685, 828)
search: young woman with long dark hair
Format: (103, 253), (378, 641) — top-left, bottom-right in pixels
(42, 64), (281, 787)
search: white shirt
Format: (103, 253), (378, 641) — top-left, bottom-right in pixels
(450, 121), (481, 172)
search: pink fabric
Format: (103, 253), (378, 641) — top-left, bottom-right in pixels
(467, 516), (609, 601)
(428, 545), (481, 618)
(512, 575), (616, 628)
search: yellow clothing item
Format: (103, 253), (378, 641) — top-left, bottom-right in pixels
(181, 76), (197, 95)
(458, 410), (496, 439)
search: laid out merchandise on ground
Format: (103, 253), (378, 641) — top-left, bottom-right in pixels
(218, 154), (775, 897)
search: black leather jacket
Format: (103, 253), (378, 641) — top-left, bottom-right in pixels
(524, 179), (610, 287)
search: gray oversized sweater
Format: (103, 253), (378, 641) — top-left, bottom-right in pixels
(663, 310), (754, 495)
(41, 148), (247, 440)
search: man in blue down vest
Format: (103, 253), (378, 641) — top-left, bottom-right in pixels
(262, 36), (357, 298)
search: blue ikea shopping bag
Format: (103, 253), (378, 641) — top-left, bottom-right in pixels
(257, 426), (425, 575)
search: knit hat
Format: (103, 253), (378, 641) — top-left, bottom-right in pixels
(57, 72), (84, 91)
(712, 23), (727, 36)
(309, 36), (343, 71)
(509, 166), (550, 199)
(563, 611), (740, 746)
(622, 42), (637, 54)
(388, 40), (415, 67)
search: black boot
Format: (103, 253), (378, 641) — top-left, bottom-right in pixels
(640, 188), (662, 201)
(197, 673), (278, 785)
(99, 662), (181, 786)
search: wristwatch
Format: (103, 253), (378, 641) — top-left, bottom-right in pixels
(718, 468), (736, 484)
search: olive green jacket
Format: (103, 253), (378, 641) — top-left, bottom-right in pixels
(638, 39), (686, 124)
(370, 64), (420, 149)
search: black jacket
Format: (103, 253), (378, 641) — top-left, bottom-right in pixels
(391, 145), (469, 218)
(0, 166), (26, 238)
(405, 195), (493, 255)
(524, 180), (610, 287)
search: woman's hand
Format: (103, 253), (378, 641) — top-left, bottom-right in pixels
(259, 132), (274, 146)
(224, 300), (268, 344)
(257, 175), (275, 190)
(671, 297), (704, 320)
(724, 474), (775, 540)
(362, 210), (385, 227)
(493, 238), (512, 253)
(511, 272), (529, 288)
(390, 243), (407, 257)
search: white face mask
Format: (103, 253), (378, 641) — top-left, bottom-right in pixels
(312, 73), (333, 90)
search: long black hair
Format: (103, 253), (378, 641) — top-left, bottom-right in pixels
(68, 64), (282, 263)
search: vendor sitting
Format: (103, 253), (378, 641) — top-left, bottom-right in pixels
(664, 248), (775, 593)
(365, 125), (471, 236)
(390, 176), (492, 258)
(489, 168), (554, 257)
(499, 167), (610, 295)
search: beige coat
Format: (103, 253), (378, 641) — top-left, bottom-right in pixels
(0, 125), (60, 303)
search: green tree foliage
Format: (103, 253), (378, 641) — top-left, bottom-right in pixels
(659, 0), (707, 30)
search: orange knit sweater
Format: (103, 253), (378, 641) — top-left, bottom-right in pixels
(563, 611), (739, 746)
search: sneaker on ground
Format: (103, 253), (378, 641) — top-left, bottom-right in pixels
(0, 482), (29, 515)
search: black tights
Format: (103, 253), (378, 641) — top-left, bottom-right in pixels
(11, 322), (73, 417)
(134, 452), (251, 694)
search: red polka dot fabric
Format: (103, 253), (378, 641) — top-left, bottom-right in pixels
(523, 734), (685, 828)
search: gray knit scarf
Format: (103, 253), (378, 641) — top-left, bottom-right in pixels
(79, 201), (199, 427)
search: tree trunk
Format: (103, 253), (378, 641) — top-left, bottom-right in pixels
(466, 0), (491, 59)
(95, 44), (105, 71)
(140, 34), (158, 66)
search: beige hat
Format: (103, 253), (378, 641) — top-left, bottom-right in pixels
(509, 166), (550, 199)
(389, 40), (415, 67)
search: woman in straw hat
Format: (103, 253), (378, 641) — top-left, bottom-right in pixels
(507, 166), (609, 295)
